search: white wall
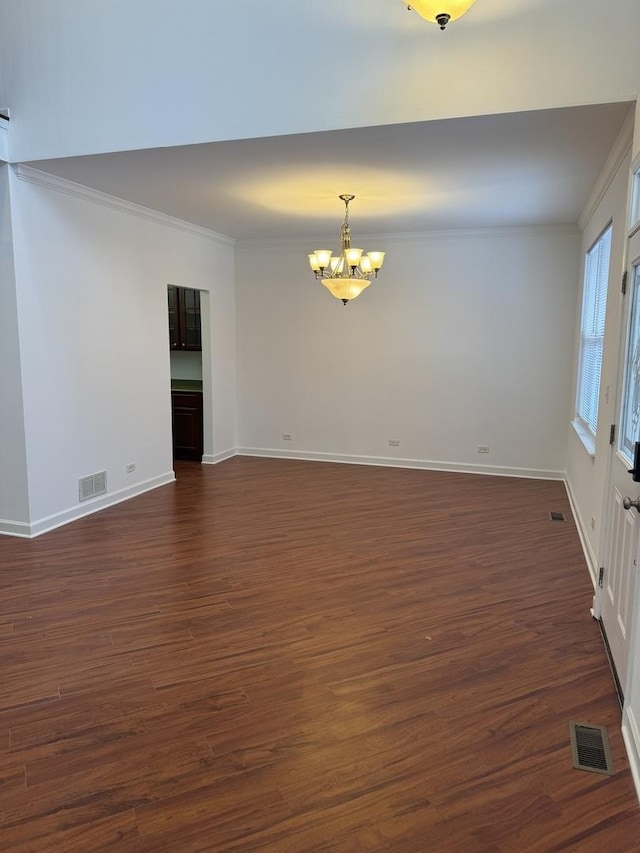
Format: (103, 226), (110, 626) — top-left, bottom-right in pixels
(5, 169), (236, 536)
(0, 164), (29, 531)
(0, 0), (638, 162)
(236, 228), (579, 477)
(565, 137), (633, 576)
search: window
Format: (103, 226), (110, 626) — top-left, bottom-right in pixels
(621, 264), (640, 462)
(575, 224), (612, 440)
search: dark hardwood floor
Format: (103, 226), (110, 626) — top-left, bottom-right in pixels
(0, 457), (638, 851)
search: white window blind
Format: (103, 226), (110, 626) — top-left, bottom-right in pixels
(576, 225), (612, 437)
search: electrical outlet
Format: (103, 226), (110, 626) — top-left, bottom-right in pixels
(388, 439), (400, 447)
(281, 433), (293, 441)
(126, 462), (136, 473)
(477, 446), (490, 454)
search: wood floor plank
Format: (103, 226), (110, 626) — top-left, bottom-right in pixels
(0, 808), (139, 853)
(0, 457), (638, 851)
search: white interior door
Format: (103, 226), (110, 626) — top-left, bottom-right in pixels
(602, 231), (640, 694)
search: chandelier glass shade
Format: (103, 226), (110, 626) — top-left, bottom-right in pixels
(309, 195), (385, 305)
(405, 0), (477, 29)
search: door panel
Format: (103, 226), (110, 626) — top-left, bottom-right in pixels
(605, 488), (638, 689)
(602, 234), (640, 694)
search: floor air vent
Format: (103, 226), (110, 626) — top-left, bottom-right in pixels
(78, 471), (107, 502)
(569, 721), (614, 775)
(549, 511), (565, 522)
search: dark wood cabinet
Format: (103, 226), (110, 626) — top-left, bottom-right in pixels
(171, 391), (203, 461)
(168, 286), (201, 351)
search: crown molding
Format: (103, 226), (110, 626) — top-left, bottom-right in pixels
(578, 106), (635, 232)
(238, 223), (580, 250)
(12, 165), (235, 247)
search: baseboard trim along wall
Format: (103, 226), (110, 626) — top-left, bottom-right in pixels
(202, 448), (236, 465)
(563, 476), (598, 589)
(0, 518), (32, 538)
(0, 471), (176, 539)
(0, 452), (569, 538)
(235, 447), (565, 481)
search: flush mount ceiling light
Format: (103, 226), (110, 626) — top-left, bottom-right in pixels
(405, 0), (477, 29)
(309, 195), (385, 306)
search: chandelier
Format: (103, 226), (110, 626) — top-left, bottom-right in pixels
(308, 195), (385, 305)
(405, 0), (477, 29)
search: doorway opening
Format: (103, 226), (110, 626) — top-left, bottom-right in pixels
(168, 285), (204, 462)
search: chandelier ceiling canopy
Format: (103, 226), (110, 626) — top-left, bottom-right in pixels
(405, 0), (477, 29)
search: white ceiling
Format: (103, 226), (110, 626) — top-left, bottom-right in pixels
(28, 102), (632, 240)
(4, 0), (639, 165)
(5, 0), (638, 239)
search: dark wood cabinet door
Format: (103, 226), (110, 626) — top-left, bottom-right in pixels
(171, 391), (203, 461)
(167, 286), (180, 350)
(168, 286), (201, 351)
(180, 288), (201, 351)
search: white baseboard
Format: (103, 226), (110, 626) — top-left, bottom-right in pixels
(0, 451), (567, 539)
(201, 448), (236, 465)
(236, 446), (564, 481)
(0, 518), (32, 538)
(622, 706), (640, 804)
(563, 476), (598, 589)
(0, 471), (176, 539)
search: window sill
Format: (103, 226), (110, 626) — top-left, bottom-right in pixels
(571, 419), (596, 458)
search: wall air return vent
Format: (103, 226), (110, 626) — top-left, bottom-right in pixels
(78, 471), (107, 502)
